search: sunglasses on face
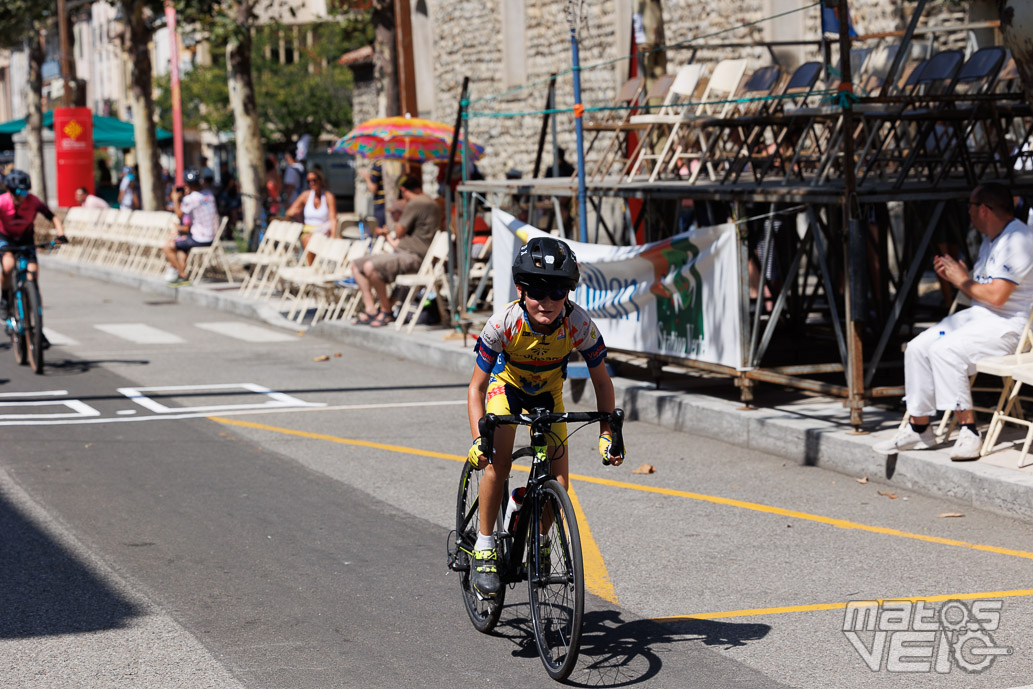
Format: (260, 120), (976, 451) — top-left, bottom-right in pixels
(307, 178), (319, 184)
(12, 189), (26, 197)
(525, 286), (568, 301)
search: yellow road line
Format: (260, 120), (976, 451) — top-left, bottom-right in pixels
(568, 486), (619, 604)
(656, 588), (1033, 621)
(563, 473), (1033, 562)
(208, 415), (1033, 607)
(211, 415), (619, 601)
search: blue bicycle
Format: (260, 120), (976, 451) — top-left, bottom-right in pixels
(4, 241), (59, 374)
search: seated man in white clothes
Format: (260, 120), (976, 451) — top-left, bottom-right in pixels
(875, 183), (1033, 460)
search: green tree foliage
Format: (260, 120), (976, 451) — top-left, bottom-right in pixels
(155, 15), (370, 148)
(0, 1), (51, 45)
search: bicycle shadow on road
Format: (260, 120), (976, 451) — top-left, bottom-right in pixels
(29, 358), (151, 376)
(491, 604), (773, 687)
(0, 491), (141, 638)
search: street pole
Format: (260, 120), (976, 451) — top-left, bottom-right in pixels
(57, 0), (73, 106)
(836, 0), (864, 430)
(165, 2), (185, 188)
(569, 25), (588, 243)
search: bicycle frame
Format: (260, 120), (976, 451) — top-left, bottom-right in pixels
(4, 248), (35, 334)
(475, 408), (625, 585)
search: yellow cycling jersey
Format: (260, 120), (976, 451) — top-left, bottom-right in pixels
(474, 300), (607, 395)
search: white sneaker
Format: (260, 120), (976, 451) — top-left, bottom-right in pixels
(873, 426), (936, 455)
(164, 266), (179, 281)
(950, 427), (982, 461)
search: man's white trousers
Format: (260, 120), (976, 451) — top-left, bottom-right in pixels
(904, 306), (1021, 417)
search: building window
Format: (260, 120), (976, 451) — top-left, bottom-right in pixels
(501, 0), (527, 89)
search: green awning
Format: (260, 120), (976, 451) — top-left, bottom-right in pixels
(0, 111), (172, 149)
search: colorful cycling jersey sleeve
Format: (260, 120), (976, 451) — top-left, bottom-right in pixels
(474, 301), (607, 395)
(0, 193), (53, 242)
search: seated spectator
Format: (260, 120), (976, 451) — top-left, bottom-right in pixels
(74, 187), (110, 209)
(874, 183), (1033, 460)
(286, 167), (338, 265)
(351, 175), (442, 328)
(163, 169), (218, 287)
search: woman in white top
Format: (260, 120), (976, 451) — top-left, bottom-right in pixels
(286, 167), (338, 264)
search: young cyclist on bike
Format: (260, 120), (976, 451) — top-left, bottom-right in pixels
(0, 170), (67, 344)
(466, 236), (625, 598)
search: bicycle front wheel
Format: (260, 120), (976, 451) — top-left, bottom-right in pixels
(527, 479), (584, 681)
(22, 282), (43, 374)
(455, 461), (506, 633)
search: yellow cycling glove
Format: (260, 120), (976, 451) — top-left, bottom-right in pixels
(598, 432), (624, 466)
(468, 437), (487, 468)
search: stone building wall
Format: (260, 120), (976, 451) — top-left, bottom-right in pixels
(424, 0), (978, 181)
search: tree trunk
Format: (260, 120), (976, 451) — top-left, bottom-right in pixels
(25, 35), (45, 202)
(227, 7), (264, 244)
(999, 0), (1033, 108)
(373, 0), (399, 118)
(123, 0), (162, 210)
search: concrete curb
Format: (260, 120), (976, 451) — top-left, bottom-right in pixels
(46, 257), (1033, 523)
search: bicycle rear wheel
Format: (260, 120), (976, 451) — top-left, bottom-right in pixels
(527, 479), (584, 681)
(22, 282), (43, 374)
(9, 290), (26, 366)
(455, 461), (506, 633)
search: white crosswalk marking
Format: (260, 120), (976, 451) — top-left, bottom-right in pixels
(42, 328), (79, 346)
(94, 323), (186, 344)
(195, 321), (296, 343)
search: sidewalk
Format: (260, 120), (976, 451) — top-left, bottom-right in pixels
(43, 256), (1033, 524)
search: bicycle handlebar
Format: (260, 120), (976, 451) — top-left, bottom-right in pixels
(478, 408), (625, 466)
(1, 238), (67, 253)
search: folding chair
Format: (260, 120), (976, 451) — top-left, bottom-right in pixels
(889, 46), (1007, 188)
(394, 231), (452, 333)
(236, 221), (305, 299)
(690, 64), (782, 183)
(274, 234), (352, 321)
(582, 76), (644, 181)
(854, 49), (964, 185)
(186, 217), (234, 284)
(713, 61), (824, 184)
(624, 64), (705, 181)
(659, 58), (749, 183)
(977, 309), (1033, 466)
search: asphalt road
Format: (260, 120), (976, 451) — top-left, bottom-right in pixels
(1, 270), (1032, 688)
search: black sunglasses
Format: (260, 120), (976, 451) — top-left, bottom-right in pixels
(525, 286), (568, 301)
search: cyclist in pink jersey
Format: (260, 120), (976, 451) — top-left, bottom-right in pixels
(0, 170), (67, 340)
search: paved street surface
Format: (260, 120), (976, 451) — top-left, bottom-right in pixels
(1, 270), (1032, 688)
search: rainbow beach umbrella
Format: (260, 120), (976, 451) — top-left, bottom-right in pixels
(332, 115), (484, 162)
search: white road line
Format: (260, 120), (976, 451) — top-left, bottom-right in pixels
(94, 323), (186, 344)
(0, 389), (68, 398)
(195, 321), (297, 343)
(0, 399), (101, 420)
(117, 383), (323, 414)
(0, 398), (465, 426)
(42, 328), (78, 346)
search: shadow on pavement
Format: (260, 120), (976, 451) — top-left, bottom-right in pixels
(36, 359), (151, 376)
(488, 602), (772, 687)
(0, 492), (140, 638)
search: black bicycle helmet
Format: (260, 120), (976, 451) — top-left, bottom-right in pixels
(512, 236), (580, 291)
(183, 168), (201, 185)
(4, 169), (30, 193)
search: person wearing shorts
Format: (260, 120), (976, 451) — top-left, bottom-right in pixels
(164, 168), (218, 286)
(464, 236), (624, 598)
(351, 175), (441, 327)
(0, 169), (67, 345)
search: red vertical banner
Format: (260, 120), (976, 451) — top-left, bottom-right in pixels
(54, 107), (94, 207)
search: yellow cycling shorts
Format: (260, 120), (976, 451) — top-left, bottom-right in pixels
(485, 378), (567, 442)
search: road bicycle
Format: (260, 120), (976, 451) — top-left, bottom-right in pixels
(448, 407), (625, 681)
(4, 241), (60, 374)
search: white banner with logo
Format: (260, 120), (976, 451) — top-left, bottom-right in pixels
(491, 209), (743, 370)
